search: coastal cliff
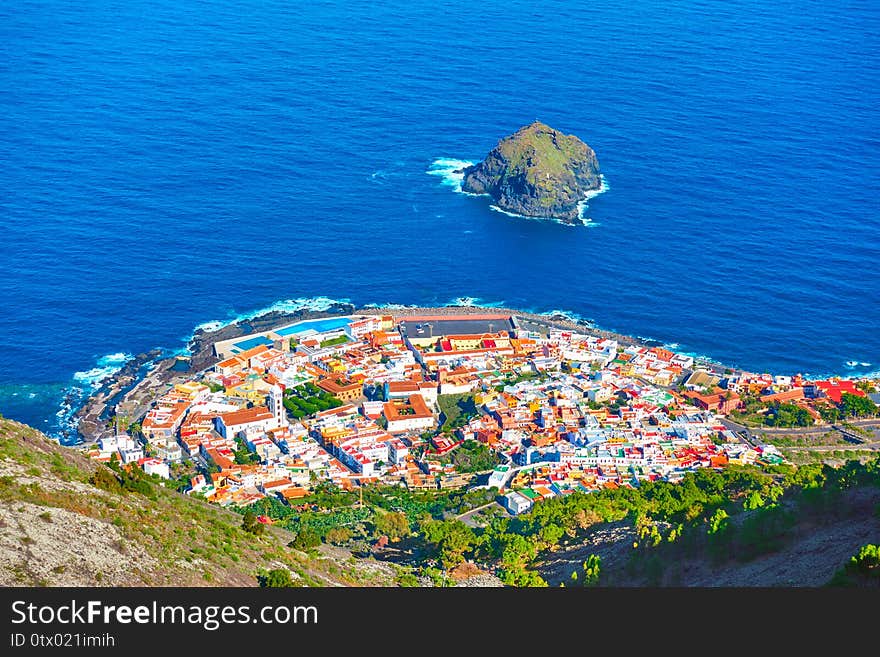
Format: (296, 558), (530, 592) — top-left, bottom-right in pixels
(460, 121), (602, 223)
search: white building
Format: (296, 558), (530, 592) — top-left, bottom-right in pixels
(142, 458), (170, 479)
(504, 491), (533, 515)
(120, 448), (144, 465)
(488, 465), (511, 489)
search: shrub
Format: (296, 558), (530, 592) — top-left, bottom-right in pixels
(396, 573), (420, 587)
(241, 510), (266, 536)
(325, 527), (352, 545)
(90, 467), (123, 494)
(258, 568), (294, 587)
(289, 529), (321, 550)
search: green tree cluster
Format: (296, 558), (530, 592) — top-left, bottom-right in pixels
(283, 382), (342, 418)
(839, 392), (877, 418)
(764, 402), (813, 428)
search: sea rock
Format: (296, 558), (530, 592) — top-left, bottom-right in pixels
(460, 121), (601, 224)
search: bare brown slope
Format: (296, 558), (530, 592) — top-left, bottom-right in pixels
(0, 418), (392, 587)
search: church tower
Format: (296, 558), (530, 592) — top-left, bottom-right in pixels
(268, 384), (287, 427)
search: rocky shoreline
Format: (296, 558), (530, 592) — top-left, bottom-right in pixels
(71, 302), (727, 445)
(73, 302), (356, 444)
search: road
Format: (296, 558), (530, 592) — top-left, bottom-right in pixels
(455, 501), (504, 527)
(718, 417), (764, 448)
(780, 442), (880, 453)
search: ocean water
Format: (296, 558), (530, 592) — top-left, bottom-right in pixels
(1, 0), (878, 437)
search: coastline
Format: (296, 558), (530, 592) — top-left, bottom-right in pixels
(70, 301), (733, 445)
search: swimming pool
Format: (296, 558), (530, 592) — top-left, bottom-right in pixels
(275, 317), (351, 337)
(231, 336), (275, 352)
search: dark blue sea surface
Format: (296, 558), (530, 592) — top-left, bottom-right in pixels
(1, 0), (879, 436)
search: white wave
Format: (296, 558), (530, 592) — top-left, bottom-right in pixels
(577, 175), (610, 224)
(489, 205), (584, 228)
(194, 320), (225, 333)
(362, 302), (419, 310)
(427, 158), (479, 194)
(443, 297), (506, 309)
(73, 352), (133, 388)
(489, 205), (529, 219)
(539, 308), (591, 324)
(860, 362), (871, 367)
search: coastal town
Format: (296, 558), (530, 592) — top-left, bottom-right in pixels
(83, 310), (880, 517)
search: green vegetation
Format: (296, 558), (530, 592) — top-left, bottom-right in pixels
(828, 544), (880, 586)
(856, 380), (877, 394)
(289, 529), (322, 550)
(233, 437), (260, 465)
(495, 122), (592, 186)
(764, 402), (812, 428)
(407, 458), (880, 585)
(420, 520), (476, 569)
(258, 568), (298, 587)
(90, 463), (156, 498)
(283, 382), (342, 419)
(581, 554), (601, 586)
(231, 483), (498, 550)
(731, 390), (876, 429)
(373, 511), (410, 540)
(818, 405), (841, 423)
(90, 467), (124, 494)
(204, 380), (225, 393)
(396, 572), (420, 587)
(437, 439), (501, 473)
(840, 392), (877, 418)
(437, 393), (478, 432)
(241, 510), (266, 535)
(324, 527), (353, 545)
(319, 335), (350, 348)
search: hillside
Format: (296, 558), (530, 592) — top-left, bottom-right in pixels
(536, 486), (880, 587)
(0, 418), (396, 587)
(461, 121), (602, 223)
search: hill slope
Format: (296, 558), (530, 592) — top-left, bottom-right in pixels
(536, 486), (880, 587)
(0, 419), (394, 587)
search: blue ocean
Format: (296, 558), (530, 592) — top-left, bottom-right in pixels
(1, 0), (879, 438)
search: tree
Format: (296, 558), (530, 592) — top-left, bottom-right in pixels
(325, 527), (353, 545)
(765, 402), (812, 428)
(846, 544), (880, 578)
(420, 520), (475, 569)
(90, 467), (123, 494)
(582, 554), (601, 586)
(242, 510), (265, 535)
(259, 568), (294, 587)
(707, 508), (729, 535)
(289, 528), (321, 550)
(743, 491), (765, 511)
(819, 405), (841, 423)
(539, 523), (565, 546)
(374, 511), (410, 541)
(840, 393), (877, 418)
